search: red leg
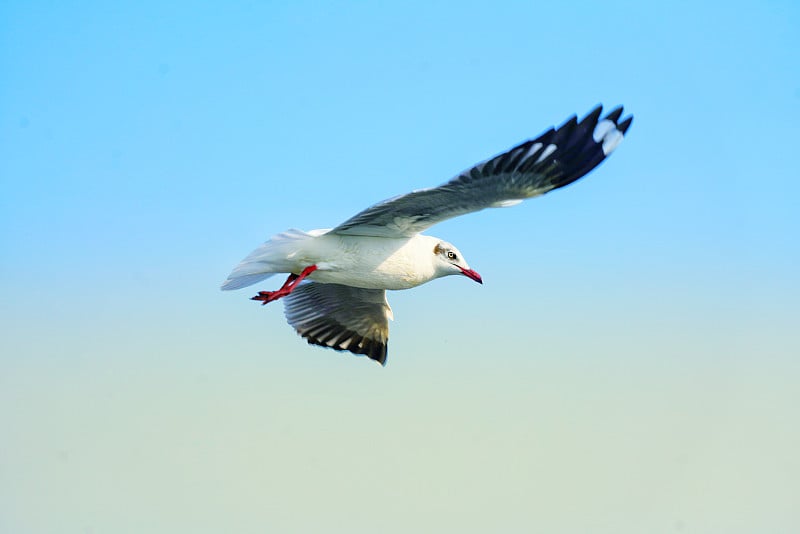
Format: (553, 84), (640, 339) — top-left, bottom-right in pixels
(278, 274), (299, 291)
(251, 265), (318, 305)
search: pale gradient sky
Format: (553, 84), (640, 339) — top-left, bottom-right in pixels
(1, 1), (799, 533)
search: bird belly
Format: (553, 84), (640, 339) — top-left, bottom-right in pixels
(308, 267), (421, 290)
(301, 234), (434, 290)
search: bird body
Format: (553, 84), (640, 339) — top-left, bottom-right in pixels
(222, 105), (633, 365)
(303, 233), (449, 290)
(224, 231), (456, 291)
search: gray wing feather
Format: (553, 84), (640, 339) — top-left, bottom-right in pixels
(283, 282), (393, 365)
(331, 105), (633, 237)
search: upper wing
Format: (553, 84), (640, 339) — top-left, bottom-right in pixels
(283, 282), (393, 365)
(331, 105), (632, 237)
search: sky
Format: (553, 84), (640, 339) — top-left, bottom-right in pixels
(1, 1), (799, 532)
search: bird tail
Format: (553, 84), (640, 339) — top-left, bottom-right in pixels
(220, 228), (325, 291)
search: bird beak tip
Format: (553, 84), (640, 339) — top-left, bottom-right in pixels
(460, 268), (483, 285)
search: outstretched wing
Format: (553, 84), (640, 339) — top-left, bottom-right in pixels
(283, 282), (393, 365)
(331, 105), (632, 238)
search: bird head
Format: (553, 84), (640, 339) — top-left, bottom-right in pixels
(432, 241), (482, 284)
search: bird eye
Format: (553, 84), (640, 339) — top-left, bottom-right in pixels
(447, 251), (456, 260)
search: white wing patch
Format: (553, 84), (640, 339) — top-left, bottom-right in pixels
(593, 119), (616, 142)
(593, 119), (623, 155)
(490, 199), (524, 208)
(535, 143), (557, 164)
(601, 129), (624, 155)
(523, 142), (543, 160)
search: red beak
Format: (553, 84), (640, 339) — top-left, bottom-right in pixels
(459, 267), (483, 284)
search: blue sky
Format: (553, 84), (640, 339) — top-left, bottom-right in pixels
(1, 1), (799, 533)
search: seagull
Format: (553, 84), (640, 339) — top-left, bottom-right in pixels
(222, 105), (632, 365)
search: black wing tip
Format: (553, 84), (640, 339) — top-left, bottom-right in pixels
(580, 105), (604, 126)
(303, 332), (388, 366)
(550, 103), (631, 141)
(603, 105), (624, 123)
(618, 115), (634, 134)
(515, 103), (632, 191)
(583, 104), (634, 129)
(601, 104), (634, 134)
(561, 114), (578, 129)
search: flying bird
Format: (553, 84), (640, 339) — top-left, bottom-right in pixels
(222, 105), (632, 365)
